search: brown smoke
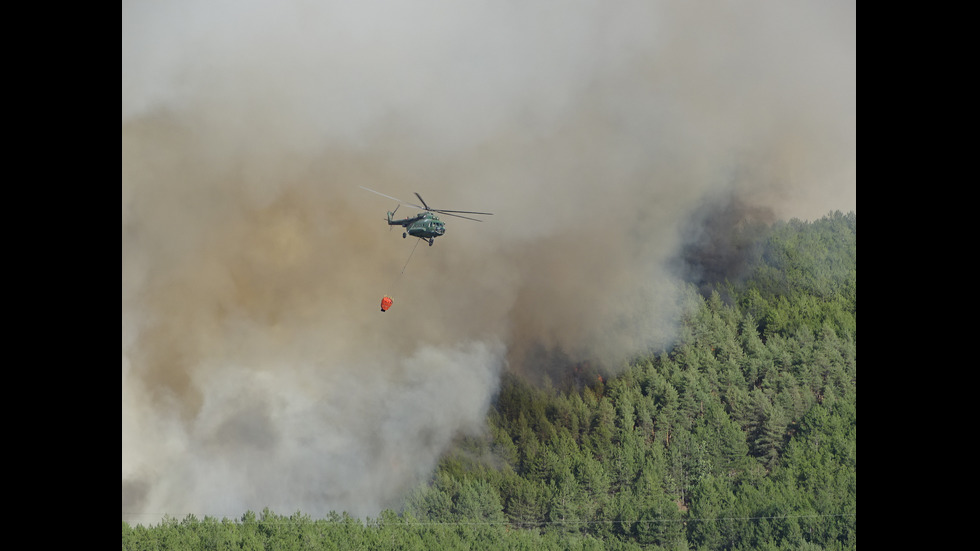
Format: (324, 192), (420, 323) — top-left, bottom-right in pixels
(122, 0), (855, 522)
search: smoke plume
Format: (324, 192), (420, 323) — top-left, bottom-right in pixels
(122, 0), (855, 523)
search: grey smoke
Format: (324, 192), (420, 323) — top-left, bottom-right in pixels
(122, 0), (855, 522)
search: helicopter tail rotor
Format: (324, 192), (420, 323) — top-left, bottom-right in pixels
(386, 205), (400, 229)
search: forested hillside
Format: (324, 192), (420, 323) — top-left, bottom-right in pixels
(123, 211), (856, 550)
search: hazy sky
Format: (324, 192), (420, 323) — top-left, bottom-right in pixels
(122, 0), (855, 523)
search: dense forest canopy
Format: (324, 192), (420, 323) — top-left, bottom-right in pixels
(123, 211), (855, 550)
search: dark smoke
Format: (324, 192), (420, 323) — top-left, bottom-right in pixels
(122, 0), (855, 523)
(674, 187), (776, 296)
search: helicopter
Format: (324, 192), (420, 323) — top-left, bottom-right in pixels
(359, 186), (493, 246)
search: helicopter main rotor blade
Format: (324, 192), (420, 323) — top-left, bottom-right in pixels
(434, 211), (487, 222)
(359, 186), (425, 210)
(413, 192), (431, 211)
(431, 209), (494, 215)
(361, 186), (492, 220)
(415, 192), (492, 216)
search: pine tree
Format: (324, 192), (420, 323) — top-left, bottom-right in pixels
(454, 479), (506, 524)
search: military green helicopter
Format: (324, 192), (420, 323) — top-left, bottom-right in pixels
(359, 186), (493, 246)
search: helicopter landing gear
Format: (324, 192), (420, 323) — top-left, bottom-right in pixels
(428, 238), (434, 246)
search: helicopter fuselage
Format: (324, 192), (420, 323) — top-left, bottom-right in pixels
(388, 211), (446, 242)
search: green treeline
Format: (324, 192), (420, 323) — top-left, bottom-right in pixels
(123, 211), (855, 550)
